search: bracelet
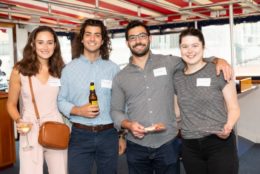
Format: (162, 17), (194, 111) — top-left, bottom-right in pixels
(118, 135), (126, 139)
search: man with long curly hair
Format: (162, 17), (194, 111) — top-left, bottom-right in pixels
(58, 19), (121, 174)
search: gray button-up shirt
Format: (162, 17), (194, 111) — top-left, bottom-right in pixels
(111, 52), (183, 148)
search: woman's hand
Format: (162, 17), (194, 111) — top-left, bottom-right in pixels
(16, 120), (33, 135)
(216, 124), (233, 139)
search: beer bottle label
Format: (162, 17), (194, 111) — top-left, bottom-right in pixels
(91, 101), (98, 105)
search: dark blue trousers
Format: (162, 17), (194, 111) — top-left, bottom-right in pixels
(68, 126), (118, 174)
(126, 138), (181, 174)
(182, 132), (238, 174)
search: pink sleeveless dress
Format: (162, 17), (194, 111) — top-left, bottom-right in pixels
(19, 74), (67, 174)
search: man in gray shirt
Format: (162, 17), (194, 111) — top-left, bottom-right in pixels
(110, 20), (232, 174)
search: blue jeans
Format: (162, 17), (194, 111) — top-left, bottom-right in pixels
(126, 138), (181, 174)
(182, 132), (238, 174)
(68, 126), (118, 174)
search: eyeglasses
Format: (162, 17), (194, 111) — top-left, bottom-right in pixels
(128, 33), (148, 42)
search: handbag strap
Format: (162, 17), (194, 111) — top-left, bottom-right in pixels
(28, 76), (40, 120)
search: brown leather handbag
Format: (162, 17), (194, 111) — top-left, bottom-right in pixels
(29, 77), (70, 150)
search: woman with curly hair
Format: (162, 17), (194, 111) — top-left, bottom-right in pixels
(7, 26), (67, 174)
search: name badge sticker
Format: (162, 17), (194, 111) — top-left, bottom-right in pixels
(153, 67), (167, 77)
(101, 80), (112, 89)
(48, 78), (61, 87)
(196, 78), (211, 87)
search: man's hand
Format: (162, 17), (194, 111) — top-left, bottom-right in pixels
(121, 120), (146, 139)
(128, 121), (146, 139)
(118, 136), (126, 155)
(215, 58), (233, 81)
(131, 121), (146, 139)
(72, 103), (99, 118)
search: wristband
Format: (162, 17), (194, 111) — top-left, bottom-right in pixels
(118, 135), (126, 139)
(118, 129), (127, 139)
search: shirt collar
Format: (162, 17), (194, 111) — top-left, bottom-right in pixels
(128, 51), (153, 68)
(79, 54), (102, 64)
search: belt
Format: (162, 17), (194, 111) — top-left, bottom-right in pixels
(73, 123), (114, 132)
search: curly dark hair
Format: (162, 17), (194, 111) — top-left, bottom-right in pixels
(72, 19), (111, 60)
(15, 26), (64, 78)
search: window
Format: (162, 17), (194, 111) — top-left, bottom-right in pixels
(0, 26), (15, 91)
(202, 22), (260, 76)
(58, 36), (72, 64)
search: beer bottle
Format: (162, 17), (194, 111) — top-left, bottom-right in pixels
(89, 82), (98, 105)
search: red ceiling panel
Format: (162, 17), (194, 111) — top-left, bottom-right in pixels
(127, 0), (176, 15)
(77, 0), (150, 17)
(0, 0), (259, 30)
(0, 0), (83, 19)
(165, 0), (191, 7)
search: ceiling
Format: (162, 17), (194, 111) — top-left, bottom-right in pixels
(0, 0), (260, 31)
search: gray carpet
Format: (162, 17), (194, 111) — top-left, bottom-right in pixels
(239, 144), (260, 174)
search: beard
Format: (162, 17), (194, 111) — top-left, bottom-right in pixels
(129, 43), (150, 57)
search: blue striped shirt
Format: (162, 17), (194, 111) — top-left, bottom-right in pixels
(58, 55), (120, 125)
